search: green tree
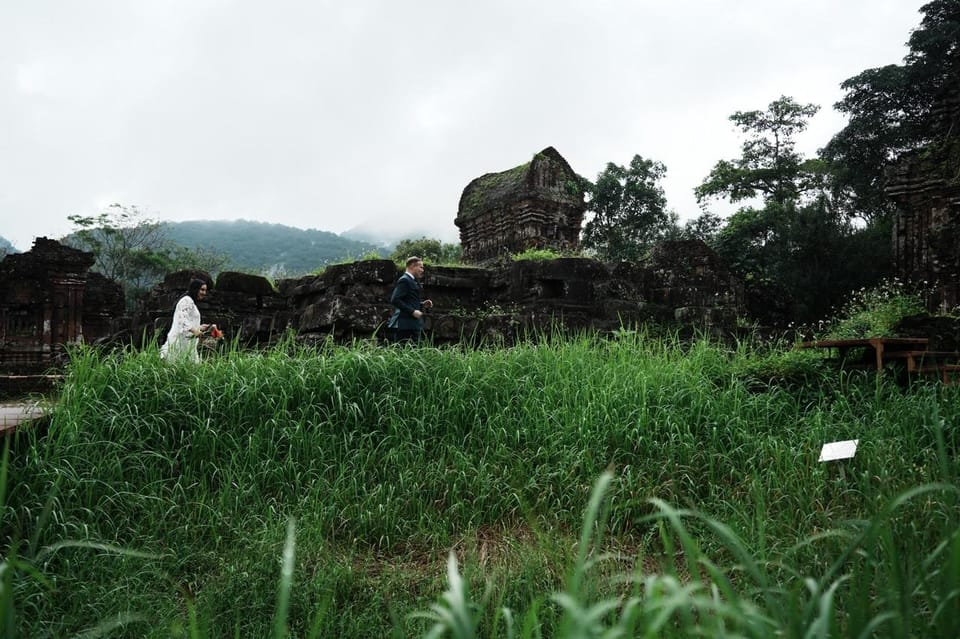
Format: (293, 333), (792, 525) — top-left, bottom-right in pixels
(820, 65), (915, 223)
(680, 211), (723, 243)
(64, 204), (229, 306)
(581, 155), (675, 261)
(696, 97), (891, 322)
(695, 96), (822, 207)
(710, 198), (877, 322)
(389, 237), (461, 264)
(66, 204), (170, 292)
(779, 198), (888, 320)
(695, 96), (827, 284)
(822, 0), (960, 223)
(713, 206), (782, 280)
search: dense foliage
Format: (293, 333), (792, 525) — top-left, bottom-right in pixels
(695, 96), (823, 207)
(389, 237), (462, 265)
(581, 155), (676, 261)
(823, 0), (960, 224)
(689, 95), (890, 322)
(61, 205), (230, 307)
(3, 330), (959, 637)
(821, 278), (928, 339)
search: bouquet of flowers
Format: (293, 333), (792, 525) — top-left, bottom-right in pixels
(195, 325), (223, 340)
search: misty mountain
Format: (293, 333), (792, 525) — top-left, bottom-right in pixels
(341, 221), (459, 249)
(163, 220), (381, 277)
(7, 221), (457, 276)
(0, 236), (19, 257)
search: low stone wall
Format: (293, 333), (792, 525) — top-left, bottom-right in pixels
(132, 239), (747, 347)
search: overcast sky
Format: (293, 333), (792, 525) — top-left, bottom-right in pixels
(1, 1), (928, 251)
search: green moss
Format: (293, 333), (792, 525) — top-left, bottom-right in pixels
(456, 148), (584, 223)
(512, 248), (564, 261)
(458, 162), (530, 222)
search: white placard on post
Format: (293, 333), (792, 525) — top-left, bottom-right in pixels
(818, 439), (858, 462)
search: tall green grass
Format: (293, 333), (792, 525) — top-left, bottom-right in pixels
(422, 471), (960, 638)
(2, 330), (958, 636)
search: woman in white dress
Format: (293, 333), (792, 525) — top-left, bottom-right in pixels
(160, 279), (215, 363)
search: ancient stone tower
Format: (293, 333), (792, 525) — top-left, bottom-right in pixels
(0, 238), (124, 373)
(886, 87), (960, 312)
(455, 147), (586, 263)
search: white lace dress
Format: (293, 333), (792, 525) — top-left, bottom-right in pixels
(160, 295), (201, 363)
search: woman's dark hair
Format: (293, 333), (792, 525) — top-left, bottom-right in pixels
(186, 279), (207, 302)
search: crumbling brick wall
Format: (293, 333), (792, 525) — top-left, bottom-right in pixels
(0, 238), (124, 373)
(887, 89), (960, 312)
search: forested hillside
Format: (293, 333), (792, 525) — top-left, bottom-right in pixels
(163, 219), (380, 276)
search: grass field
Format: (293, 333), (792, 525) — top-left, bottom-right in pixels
(3, 330), (959, 637)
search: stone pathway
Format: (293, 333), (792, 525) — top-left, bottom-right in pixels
(0, 402), (45, 435)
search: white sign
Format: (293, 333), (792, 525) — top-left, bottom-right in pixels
(819, 439), (859, 462)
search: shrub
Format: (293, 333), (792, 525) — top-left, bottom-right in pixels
(822, 278), (926, 339)
(511, 248), (563, 261)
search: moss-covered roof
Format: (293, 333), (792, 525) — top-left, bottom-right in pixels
(456, 147), (583, 222)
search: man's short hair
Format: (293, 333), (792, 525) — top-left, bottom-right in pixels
(405, 256), (422, 267)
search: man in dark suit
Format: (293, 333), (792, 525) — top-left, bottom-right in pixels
(388, 256), (433, 343)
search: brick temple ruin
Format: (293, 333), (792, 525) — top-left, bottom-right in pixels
(887, 87), (960, 313)
(0, 238), (124, 375)
(455, 147), (586, 263)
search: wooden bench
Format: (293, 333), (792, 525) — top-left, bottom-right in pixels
(914, 363), (960, 385)
(799, 337), (930, 372)
(799, 338), (959, 385)
(879, 350), (960, 368)
(868, 350), (960, 384)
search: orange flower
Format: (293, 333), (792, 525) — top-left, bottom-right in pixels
(209, 326), (223, 339)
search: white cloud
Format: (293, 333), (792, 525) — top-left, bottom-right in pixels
(0, 0), (927, 250)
